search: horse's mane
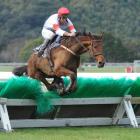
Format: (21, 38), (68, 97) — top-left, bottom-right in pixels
(60, 32), (102, 48)
(60, 36), (77, 48)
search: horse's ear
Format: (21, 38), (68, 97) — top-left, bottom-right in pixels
(88, 32), (92, 36)
(76, 30), (81, 36)
(83, 28), (86, 35)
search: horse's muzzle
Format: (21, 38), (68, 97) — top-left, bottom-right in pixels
(97, 61), (105, 68)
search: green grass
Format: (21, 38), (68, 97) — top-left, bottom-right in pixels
(0, 127), (140, 140)
(0, 66), (15, 72)
(78, 66), (126, 73)
(0, 65), (126, 73)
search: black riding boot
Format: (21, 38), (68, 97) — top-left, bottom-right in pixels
(38, 39), (50, 57)
(44, 47), (53, 67)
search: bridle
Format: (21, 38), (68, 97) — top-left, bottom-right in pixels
(75, 36), (103, 57)
(60, 35), (103, 58)
(90, 39), (103, 57)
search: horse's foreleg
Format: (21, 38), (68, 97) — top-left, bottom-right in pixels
(66, 74), (77, 93)
(34, 72), (56, 91)
(55, 67), (77, 93)
(51, 77), (65, 94)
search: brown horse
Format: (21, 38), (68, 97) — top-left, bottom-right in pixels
(13, 32), (105, 95)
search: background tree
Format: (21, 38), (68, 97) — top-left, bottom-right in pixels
(0, 0), (139, 62)
(19, 37), (43, 61)
(103, 33), (138, 62)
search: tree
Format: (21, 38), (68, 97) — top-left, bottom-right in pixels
(19, 37), (43, 62)
(103, 33), (137, 62)
(1, 0), (140, 62)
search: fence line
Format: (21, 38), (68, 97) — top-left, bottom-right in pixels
(1, 62), (140, 72)
(0, 62), (133, 67)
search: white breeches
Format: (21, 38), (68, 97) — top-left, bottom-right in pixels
(41, 28), (55, 40)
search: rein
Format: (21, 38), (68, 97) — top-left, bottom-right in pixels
(75, 37), (88, 51)
(60, 37), (87, 57)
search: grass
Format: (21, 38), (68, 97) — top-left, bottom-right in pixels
(0, 66), (14, 72)
(0, 65), (127, 73)
(78, 66), (126, 73)
(0, 127), (140, 140)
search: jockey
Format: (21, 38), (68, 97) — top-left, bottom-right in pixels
(38, 7), (76, 57)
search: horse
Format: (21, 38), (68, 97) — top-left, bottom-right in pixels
(13, 32), (105, 95)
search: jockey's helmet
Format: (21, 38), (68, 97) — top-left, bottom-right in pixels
(58, 7), (70, 17)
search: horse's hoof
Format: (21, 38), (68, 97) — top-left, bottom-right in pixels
(57, 88), (65, 96)
(65, 87), (72, 93)
(59, 89), (70, 96)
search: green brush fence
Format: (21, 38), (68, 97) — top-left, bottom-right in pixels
(0, 76), (59, 114)
(63, 77), (139, 98)
(0, 76), (140, 114)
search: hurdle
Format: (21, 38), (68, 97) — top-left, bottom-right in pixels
(1, 95), (140, 132)
(1, 72), (140, 132)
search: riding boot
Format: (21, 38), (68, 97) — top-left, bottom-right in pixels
(44, 48), (53, 68)
(55, 35), (61, 43)
(38, 39), (50, 57)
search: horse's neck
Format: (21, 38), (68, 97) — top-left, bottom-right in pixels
(61, 37), (89, 55)
(70, 40), (89, 55)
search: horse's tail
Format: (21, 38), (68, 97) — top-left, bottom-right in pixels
(12, 65), (27, 76)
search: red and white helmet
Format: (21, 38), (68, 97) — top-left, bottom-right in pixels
(58, 7), (70, 16)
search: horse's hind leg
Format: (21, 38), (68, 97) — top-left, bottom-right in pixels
(27, 67), (54, 91)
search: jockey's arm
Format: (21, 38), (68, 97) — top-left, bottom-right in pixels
(67, 19), (76, 36)
(70, 32), (76, 36)
(56, 19), (76, 37)
(52, 17), (76, 37)
(54, 22), (76, 37)
(55, 28), (75, 37)
(63, 31), (75, 37)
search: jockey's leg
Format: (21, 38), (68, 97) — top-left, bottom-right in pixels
(33, 45), (41, 52)
(38, 39), (50, 57)
(38, 28), (55, 57)
(55, 35), (61, 43)
(43, 47), (53, 67)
